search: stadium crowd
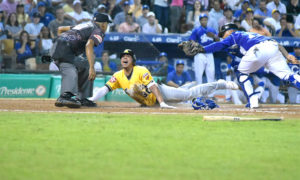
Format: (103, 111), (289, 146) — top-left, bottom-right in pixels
(0, 0), (300, 103)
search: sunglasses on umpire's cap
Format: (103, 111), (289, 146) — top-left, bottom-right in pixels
(93, 13), (112, 23)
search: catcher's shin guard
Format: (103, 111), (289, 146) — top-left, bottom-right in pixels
(238, 73), (259, 108)
(288, 74), (300, 89)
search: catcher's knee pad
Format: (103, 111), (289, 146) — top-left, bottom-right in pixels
(237, 73), (259, 108)
(288, 74), (300, 90)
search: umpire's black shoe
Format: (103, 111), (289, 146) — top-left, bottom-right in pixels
(79, 98), (97, 107)
(55, 92), (81, 108)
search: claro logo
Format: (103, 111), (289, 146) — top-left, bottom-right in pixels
(0, 87), (35, 96)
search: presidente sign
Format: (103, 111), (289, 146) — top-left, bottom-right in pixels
(0, 74), (51, 98)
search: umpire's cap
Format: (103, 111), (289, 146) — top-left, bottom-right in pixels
(218, 23), (238, 38)
(120, 49), (136, 62)
(93, 13), (112, 23)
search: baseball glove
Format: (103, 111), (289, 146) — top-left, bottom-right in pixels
(178, 40), (205, 56)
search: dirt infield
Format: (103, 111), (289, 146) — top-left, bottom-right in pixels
(1, 99), (300, 119)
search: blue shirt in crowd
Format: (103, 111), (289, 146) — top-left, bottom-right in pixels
(189, 26), (217, 46)
(15, 42), (33, 63)
(167, 71), (192, 86)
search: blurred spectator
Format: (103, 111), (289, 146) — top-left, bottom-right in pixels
(48, 7), (74, 38)
(241, 8), (254, 31)
(186, 0), (209, 19)
(109, 0), (123, 19)
(234, 0), (250, 21)
(295, 14), (300, 36)
(153, 52), (174, 76)
(15, 30), (36, 70)
(24, 12), (44, 39)
(249, 0), (259, 10)
(186, 0), (202, 28)
(218, 6), (234, 28)
(142, 11), (162, 34)
(81, 0), (99, 14)
(153, 0), (169, 31)
(100, 50), (118, 73)
(114, 1), (131, 31)
(207, 0), (223, 33)
(263, 9), (281, 34)
(5, 12), (22, 38)
(170, 0), (183, 33)
(129, 0), (142, 18)
(38, 26), (53, 56)
(65, 0), (92, 24)
(276, 17), (297, 37)
(37, 1), (55, 27)
(266, 0), (286, 14)
(166, 60), (192, 88)
(0, 8), (6, 40)
(137, 4), (149, 28)
(0, 0), (17, 15)
(249, 17), (271, 36)
(287, 47), (300, 103)
(16, 4), (29, 27)
(63, 0), (74, 13)
(189, 14), (218, 84)
(223, 0), (241, 11)
(234, 19), (246, 31)
(118, 12), (140, 33)
(254, 0), (272, 21)
(286, 0), (300, 17)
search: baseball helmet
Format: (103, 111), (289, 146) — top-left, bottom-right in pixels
(218, 23), (238, 38)
(192, 97), (219, 110)
(120, 49), (136, 63)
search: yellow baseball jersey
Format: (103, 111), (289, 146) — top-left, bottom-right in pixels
(106, 66), (157, 106)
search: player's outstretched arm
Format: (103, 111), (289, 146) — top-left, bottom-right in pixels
(149, 84), (176, 109)
(88, 86), (109, 101)
(278, 44), (299, 64)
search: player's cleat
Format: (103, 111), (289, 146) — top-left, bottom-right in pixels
(55, 92), (81, 108)
(79, 98), (97, 107)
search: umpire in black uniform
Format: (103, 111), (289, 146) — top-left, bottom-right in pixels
(50, 13), (111, 108)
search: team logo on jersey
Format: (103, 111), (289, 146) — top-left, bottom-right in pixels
(143, 73), (149, 80)
(109, 76), (116, 83)
(93, 34), (103, 43)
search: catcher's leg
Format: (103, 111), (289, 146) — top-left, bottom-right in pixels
(237, 72), (259, 108)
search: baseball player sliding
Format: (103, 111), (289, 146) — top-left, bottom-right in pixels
(89, 49), (239, 108)
(179, 23), (300, 108)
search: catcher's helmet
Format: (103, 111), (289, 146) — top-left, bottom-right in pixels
(218, 23), (238, 38)
(120, 49), (136, 63)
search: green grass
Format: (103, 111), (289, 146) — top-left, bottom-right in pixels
(0, 112), (300, 180)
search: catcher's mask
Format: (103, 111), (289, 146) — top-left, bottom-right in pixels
(120, 49), (136, 65)
(218, 23), (238, 38)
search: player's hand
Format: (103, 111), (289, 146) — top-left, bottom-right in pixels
(88, 67), (96, 81)
(160, 102), (176, 109)
(287, 54), (299, 64)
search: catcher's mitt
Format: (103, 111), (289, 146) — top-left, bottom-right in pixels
(178, 41), (205, 56)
